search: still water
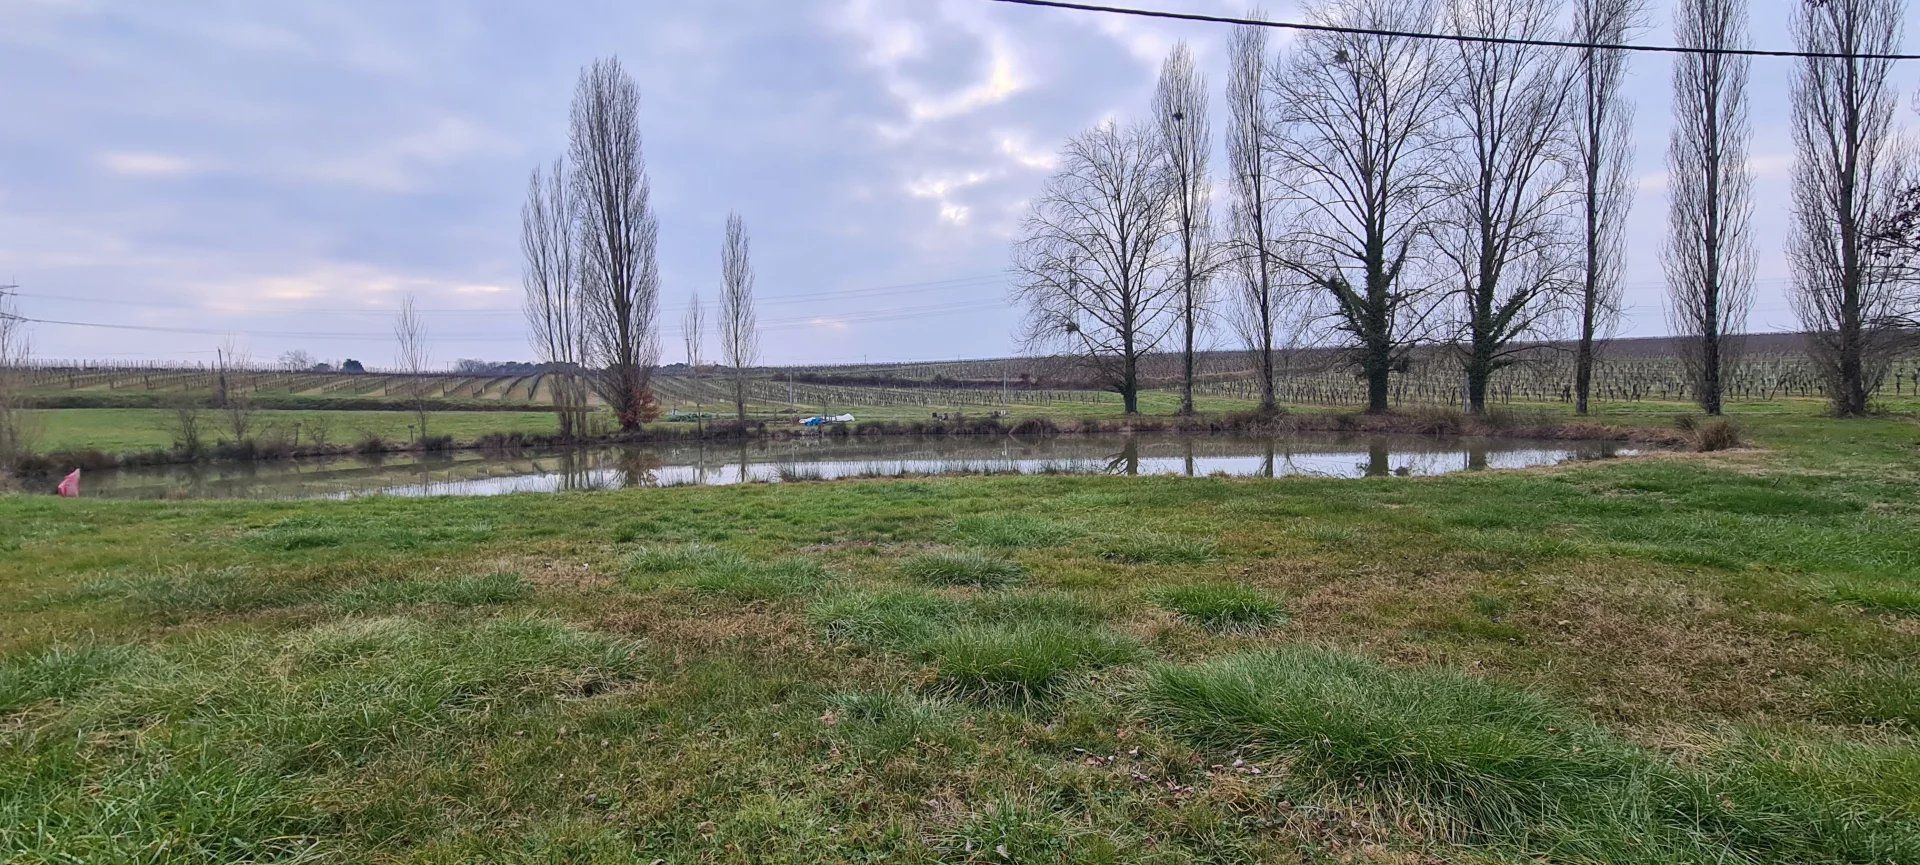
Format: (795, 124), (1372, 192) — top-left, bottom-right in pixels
(74, 432), (1636, 501)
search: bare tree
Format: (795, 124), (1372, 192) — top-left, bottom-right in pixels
(0, 290), (30, 471)
(278, 349), (315, 371)
(214, 340), (255, 443)
(571, 57), (661, 430)
(1665, 0), (1754, 416)
(523, 158), (589, 438)
(1439, 0), (1579, 415)
(1225, 15), (1285, 412)
(1153, 42), (1216, 416)
(682, 293), (705, 413)
(1268, 0), (1453, 414)
(394, 295), (431, 441)
(1013, 120), (1177, 414)
(1571, 0), (1647, 414)
(718, 212), (759, 423)
(1789, 0), (1908, 415)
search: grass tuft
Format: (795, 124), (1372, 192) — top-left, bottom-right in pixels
(1094, 532), (1219, 565)
(1828, 579), (1920, 615)
(820, 690), (961, 755)
(1152, 582), (1285, 630)
(948, 514), (1077, 548)
(922, 622), (1140, 698)
(807, 589), (962, 648)
(334, 571), (530, 610)
(624, 543), (828, 600)
(899, 550), (1026, 587)
(1142, 647), (1647, 848)
(1818, 660), (1919, 729)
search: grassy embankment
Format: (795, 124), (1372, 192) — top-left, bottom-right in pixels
(16, 391), (1256, 456)
(1, 405), (1916, 862)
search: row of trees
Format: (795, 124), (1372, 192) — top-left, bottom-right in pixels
(1017, 0), (1916, 417)
(520, 57), (760, 433)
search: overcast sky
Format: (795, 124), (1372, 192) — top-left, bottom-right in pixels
(1, 0), (1910, 368)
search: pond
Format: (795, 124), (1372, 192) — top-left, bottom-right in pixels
(69, 432), (1638, 501)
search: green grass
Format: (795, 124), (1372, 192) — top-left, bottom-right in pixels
(1093, 531), (1220, 565)
(23, 407), (562, 454)
(898, 549), (1027, 587)
(623, 542), (830, 600)
(1143, 647), (1920, 863)
(1, 403), (1917, 861)
(948, 513), (1079, 548)
(1152, 582), (1285, 630)
(1819, 660), (1920, 729)
(922, 621), (1141, 697)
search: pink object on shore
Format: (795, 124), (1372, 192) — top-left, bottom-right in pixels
(56, 469), (80, 498)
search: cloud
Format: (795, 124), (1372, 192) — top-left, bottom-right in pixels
(97, 151), (199, 178)
(307, 115), (506, 193)
(906, 169), (996, 226)
(835, 0), (1031, 135)
(997, 133), (1057, 171)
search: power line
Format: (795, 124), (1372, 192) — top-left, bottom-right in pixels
(14, 297), (1012, 344)
(986, 0), (1920, 61)
(9, 273), (1010, 318)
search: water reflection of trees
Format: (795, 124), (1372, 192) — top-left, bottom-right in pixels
(1104, 437), (1140, 476)
(92, 433), (1624, 499)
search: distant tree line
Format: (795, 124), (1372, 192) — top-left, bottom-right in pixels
(1015, 0), (1917, 417)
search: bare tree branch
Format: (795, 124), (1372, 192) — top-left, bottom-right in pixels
(1013, 120), (1177, 414)
(1571, 0), (1647, 414)
(683, 293), (705, 415)
(1225, 15), (1287, 411)
(719, 211), (760, 423)
(1665, 0), (1755, 415)
(1438, 0), (1581, 415)
(571, 57), (661, 430)
(1153, 41), (1216, 415)
(1789, 0), (1908, 415)
(394, 295), (431, 441)
(1267, 0), (1454, 413)
(523, 158), (590, 438)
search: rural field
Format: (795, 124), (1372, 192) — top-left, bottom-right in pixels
(15, 341), (1920, 464)
(1, 403), (1915, 863)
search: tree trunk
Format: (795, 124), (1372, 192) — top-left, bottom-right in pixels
(1365, 359), (1391, 414)
(1180, 297), (1196, 415)
(1466, 358), (1490, 415)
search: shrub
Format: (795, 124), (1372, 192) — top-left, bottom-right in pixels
(899, 550), (1026, 587)
(1676, 415), (1743, 452)
(922, 622), (1140, 697)
(1152, 583), (1285, 630)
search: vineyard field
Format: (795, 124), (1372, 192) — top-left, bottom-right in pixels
(17, 334), (1920, 423)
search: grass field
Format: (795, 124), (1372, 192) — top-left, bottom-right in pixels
(1, 406), (1916, 862)
(20, 408), (566, 454)
(13, 392), (1267, 459)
